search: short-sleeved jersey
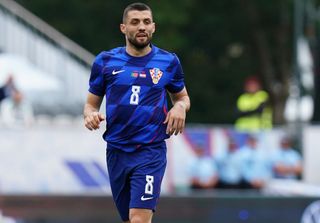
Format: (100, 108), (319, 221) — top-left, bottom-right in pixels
(89, 45), (185, 152)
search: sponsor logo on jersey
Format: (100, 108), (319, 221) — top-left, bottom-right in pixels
(112, 69), (125, 75)
(141, 195), (153, 201)
(149, 68), (163, 84)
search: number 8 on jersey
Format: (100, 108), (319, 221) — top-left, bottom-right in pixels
(130, 85), (141, 105)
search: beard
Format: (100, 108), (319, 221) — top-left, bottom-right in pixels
(127, 33), (152, 49)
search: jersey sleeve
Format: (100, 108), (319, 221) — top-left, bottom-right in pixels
(166, 54), (185, 93)
(88, 53), (107, 96)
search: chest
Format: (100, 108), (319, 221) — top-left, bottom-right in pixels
(104, 63), (171, 89)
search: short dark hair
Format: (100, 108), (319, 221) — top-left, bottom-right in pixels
(122, 2), (153, 23)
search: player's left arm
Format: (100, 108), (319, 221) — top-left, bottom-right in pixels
(164, 87), (190, 135)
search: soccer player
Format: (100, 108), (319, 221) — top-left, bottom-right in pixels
(83, 3), (190, 223)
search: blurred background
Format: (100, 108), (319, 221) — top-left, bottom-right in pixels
(0, 0), (320, 222)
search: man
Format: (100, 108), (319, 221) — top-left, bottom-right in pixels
(188, 145), (218, 190)
(238, 135), (272, 189)
(215, 138), (243, 189)
(235, 76), (272, 133)
(0, 90), (34, 127)
(272, 136), (302, 179)
(83, 3), (190, 223)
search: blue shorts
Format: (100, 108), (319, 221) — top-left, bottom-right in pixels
(106, 141), (167, 221)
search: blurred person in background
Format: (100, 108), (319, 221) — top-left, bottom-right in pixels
(0, 89), (34, 127)
(215, 138), (243, 189)
(235, 76), (272, 133)
(271, 136), (302, 179)
(0, 75), (16, 103)
(188, 145), (218, 190)
(238, 135), (272, 189)
(83, 2), (190, 223)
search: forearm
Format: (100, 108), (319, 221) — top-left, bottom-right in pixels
(83, 93), (105, 130)
(165, 87), (190, 135)
(236, 103), (266, 117)
(83, 93), (103, 118)
(172, 95), (190, 112)
(83, 103), (100, 118)
(291, 164), (303, 175)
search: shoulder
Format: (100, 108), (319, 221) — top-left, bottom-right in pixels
(237, 93), (251, 102)
(288, 149), (302, 159)
(256, 90), (269, 99)
(154, 46), (180, 62)
(94, 47), (124, 65)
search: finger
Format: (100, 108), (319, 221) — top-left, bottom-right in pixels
(87, 118), (96, 129)
(90, 115), (100, 128)
(174, 119), (182, 135)
(85, 121), (93, 131)
(92, 124), (99, 130)
(166, 115), (174, 135)
(171, 121), (176, 135)
(163, 112), (170, 124)
(178, 118), (185, 134)
(88, 119), (98, 130)
(170, 118), (178, 135)
(165, 113), (172, 134)
(174, 119), (181, 135)
(93, 115), (101, 126)
(180, 120), (185, 133)
(98, 113), (105, 121)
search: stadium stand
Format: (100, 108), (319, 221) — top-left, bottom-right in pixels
(0, 0), (94, 117)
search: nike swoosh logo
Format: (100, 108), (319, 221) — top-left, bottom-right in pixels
(112, 69), (125, 75)
(141, 195), (153, 201)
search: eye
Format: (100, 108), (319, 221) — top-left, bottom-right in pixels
(130, 19), (139, 25)
(144, 19), (151, 25)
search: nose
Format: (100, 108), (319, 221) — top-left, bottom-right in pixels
(138, 22), (146, 31)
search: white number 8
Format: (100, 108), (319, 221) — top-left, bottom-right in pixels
(130, 85), (141, 105)
(145, 175), (154, 195)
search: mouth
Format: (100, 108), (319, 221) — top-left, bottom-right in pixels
(136, 33), (147, 38)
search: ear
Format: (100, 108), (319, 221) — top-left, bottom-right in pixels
(151, 22), (156, 34)
(120, 24), (126, 34)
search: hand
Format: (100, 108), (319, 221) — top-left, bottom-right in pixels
(273, 164), (289, 175)
(251, 179), (265, 189)
(84, 112), (105, 131)
(163, 102), (186, 135)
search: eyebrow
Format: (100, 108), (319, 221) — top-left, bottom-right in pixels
(129, 18), (152, 23)
(130, 17), (152, 21)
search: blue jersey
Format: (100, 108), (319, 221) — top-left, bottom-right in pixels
(89, 45), (185, 152)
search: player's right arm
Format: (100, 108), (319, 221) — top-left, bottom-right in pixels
(83, 92), (105, 131)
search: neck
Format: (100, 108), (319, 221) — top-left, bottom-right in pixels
(125, 42), (152, 57)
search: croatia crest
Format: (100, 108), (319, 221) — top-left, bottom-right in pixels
(149, 68), (163, 84)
